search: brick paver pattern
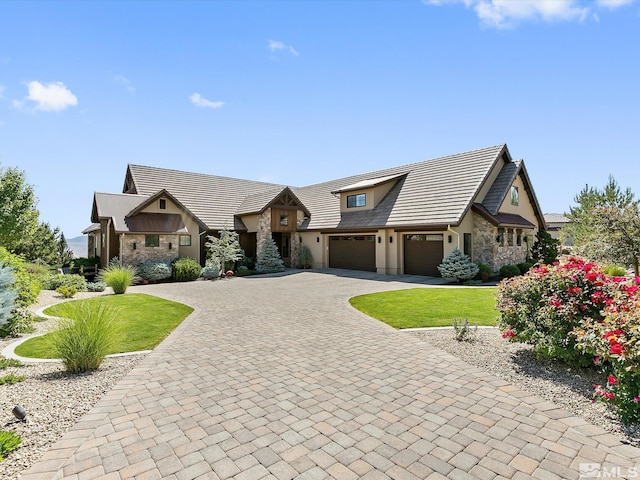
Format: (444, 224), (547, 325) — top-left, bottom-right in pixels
(21, 271), (640, 479)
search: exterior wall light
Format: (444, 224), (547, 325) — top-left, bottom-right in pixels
(378, 236), (381, 243)
(448, 235), (452, 243)
(169, 242), (173, 250)
(132, 242), (136, 250)
(389, 236), (393, 243)
(317, 237), (320, 243)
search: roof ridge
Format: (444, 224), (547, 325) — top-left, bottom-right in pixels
(128, 163), (284, 187)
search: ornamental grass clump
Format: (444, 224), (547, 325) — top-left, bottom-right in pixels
(52, 301), (121, 373)
(0, 430), (21, 461)
(98, 262), (136, 294)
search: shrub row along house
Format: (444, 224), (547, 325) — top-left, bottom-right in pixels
(83, 144), (545, 276)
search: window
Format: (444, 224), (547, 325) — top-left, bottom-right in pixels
(347, 193), (366, 208)
(179, 234), (191, 246)
(510, 186), (519, 206)
(159, 199), (167, 209)
(463, 233), (472, 257)
(145, 234), (159, 247)
(280, 214), (289, 226)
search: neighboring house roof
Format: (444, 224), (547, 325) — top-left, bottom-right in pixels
(544, 213), (570, 224)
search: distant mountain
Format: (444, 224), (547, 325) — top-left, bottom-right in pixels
(66, 235), (87, 258)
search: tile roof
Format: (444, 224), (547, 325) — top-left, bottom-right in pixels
(472, 204), (536, 229)
(482, 160), (519, 215)
(91, 192), (150, 233)
(116, 144), (523, 232)
(295, 144), (508, 230)
(127, 164), (285, 229)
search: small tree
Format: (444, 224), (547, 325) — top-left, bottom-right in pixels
(205, 227), (243, 271)
(529, 230), (559, 265)
(437, 248), (478, 282)
(256, 237), (285, 273)
(57, 232), (75, 265)
(0, 165), (39, 251)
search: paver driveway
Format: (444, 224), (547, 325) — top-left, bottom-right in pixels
(22, 271), (640, 479)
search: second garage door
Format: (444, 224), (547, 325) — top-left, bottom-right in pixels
(329, 236), (376, 272)
(404, 234), (444, 276)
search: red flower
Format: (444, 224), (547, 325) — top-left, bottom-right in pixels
(567, 287), (582, 294)
(608, 375), (618, 385)
(502, 328), (516, 339)
(549, 297), (562, 308)
(610, 342), (624, 356)
(604, 391), (615, 400)
(625, 285), (639, 295)
(586, 272), (599, 282)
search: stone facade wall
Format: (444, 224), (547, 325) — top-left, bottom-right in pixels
(256, 210), (272, 260)
(472, 214), (529, 272)
(87, 235), (96, 259)
(120, 234), (179, 266)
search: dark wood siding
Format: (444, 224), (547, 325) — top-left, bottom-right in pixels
(404, 234), (443, 276)
(271, 208), (297, 233)
(329, 236), (376, 272)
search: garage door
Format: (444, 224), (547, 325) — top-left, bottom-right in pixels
(404, 234), (444, 276)
(329, 236), (376, 272)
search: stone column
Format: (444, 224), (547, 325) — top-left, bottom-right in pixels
(256, 210), (272, 260)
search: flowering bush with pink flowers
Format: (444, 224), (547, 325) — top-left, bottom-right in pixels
(497, 255), (640, 423)
(496, 257), (616, 366)
(573, 279), (640, 423)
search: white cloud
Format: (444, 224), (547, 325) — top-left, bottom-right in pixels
(268, 40), (299, 56)
(24, 81), (78, 112)
(113, 74), (135, 93)
(597, 0), (635, 9)
(423, 0), (635, 28)
(189, 93), (224, 109)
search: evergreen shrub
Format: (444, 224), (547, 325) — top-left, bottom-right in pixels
(256, 238), (285, 274)
(437, 248), (478, 282)
(172, 258), (201, 282)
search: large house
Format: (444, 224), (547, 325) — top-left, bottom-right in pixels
(83, 144), (545, 276)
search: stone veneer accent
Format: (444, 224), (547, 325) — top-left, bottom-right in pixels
(120, 234), (179, 265)
(472, 214), (529, 272)
(256, 210), (272, 261)
(256, 209), (305, 266)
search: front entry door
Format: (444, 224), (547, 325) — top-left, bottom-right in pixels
(273, 233), (291, 267)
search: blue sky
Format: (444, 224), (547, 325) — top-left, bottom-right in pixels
(1, 0), (639, 239)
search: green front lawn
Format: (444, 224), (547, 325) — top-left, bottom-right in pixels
(15, 294), (193, 358)
(349, 287), (499, 329)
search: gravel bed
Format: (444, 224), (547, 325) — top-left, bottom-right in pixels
(408, 327), (640, 446)
(0, 290), (146, 479)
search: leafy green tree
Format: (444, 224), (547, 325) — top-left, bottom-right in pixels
(529, 230), (559, 265)
(13, 222), (60, 265)
(205, 227), (243, 271)
(0, 166), (39, 251)
(567, 176), (640, 275)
